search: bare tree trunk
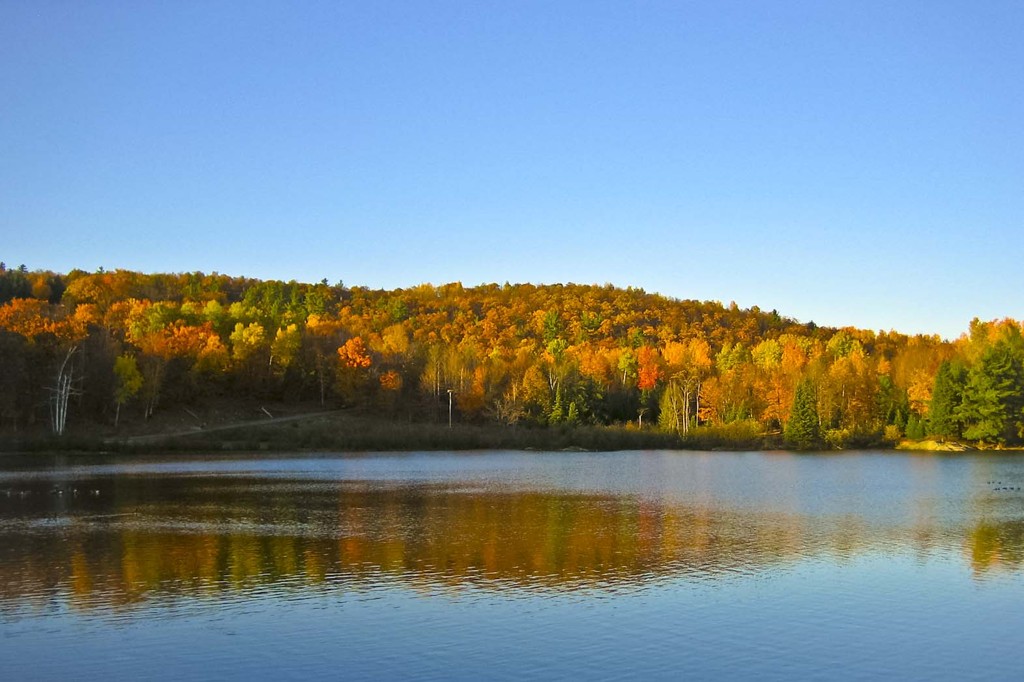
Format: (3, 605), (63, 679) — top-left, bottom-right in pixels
(317, 352), (327, 406)
(670, 380), (680, 434)
(682, 386), (692, 435)
(695, 380), (701, 428)
(49, 346), (78, 436)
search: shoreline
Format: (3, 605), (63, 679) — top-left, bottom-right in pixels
(1, 409), (773, 454)
(3, 409), (1015, 456)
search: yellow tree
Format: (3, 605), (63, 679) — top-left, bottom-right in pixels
(751, 339), (784, 427)
(819, 347), (880, 444)
(113, 354), (142, 427)
(270, 324), (302, 372)
(659, 337), (712, 434)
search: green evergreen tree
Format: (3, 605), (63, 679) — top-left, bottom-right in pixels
(927, 360), (967, 438)
(542, 310), (562, 344)
(785, 379), (820, 449)
(956, 342), (1024, 445)
(905, 413), (926, 440)
(548, 384), (564, 424)
(876, 374), (909, 429)
(566, 400), (579, 425)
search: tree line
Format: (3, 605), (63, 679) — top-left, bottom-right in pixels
(1, 263), (1022, 448)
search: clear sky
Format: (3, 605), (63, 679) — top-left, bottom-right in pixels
(2, 1), (1021, 339)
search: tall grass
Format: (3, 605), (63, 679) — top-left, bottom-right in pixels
(680, 420), (773, 450)
(189, 416), (686, 452)
(1, 415), (845, 454)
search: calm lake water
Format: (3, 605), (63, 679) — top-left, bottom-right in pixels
(2, 450), (1023, 680)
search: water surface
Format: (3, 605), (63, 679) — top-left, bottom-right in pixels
(2, 450), (1023, 680)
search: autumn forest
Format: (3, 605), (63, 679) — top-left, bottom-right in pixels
(1, 263), (1022, 450)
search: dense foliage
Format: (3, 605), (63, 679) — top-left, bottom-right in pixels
(2, 263), (1023, 448)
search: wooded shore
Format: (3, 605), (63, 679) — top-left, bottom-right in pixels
(3, 267), (1023, 452)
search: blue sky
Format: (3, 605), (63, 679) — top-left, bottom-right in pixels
(2, 1), (1021, 338)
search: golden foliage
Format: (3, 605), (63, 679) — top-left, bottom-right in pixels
(337, 337), (372, 369)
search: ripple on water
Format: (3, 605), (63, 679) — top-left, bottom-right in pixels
(3, 450), (1024, 680)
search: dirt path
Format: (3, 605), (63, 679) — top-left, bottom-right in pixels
(108, 410), (342, 444)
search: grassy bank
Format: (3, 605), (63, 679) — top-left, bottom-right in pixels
(188, 415), (690, 452)
(1, 410), (792, 454)
(5, 416), (677, 453)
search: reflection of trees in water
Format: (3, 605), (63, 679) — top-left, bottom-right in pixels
(967, 520), (1024, 575)
(0, 480), (1022, 611)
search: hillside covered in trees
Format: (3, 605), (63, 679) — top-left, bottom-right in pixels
(1, 263), (1022, 449)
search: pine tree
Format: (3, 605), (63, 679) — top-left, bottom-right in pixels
(906, 413), (926, 440)
(785, 379), (820, 449)
(957, 342), (1024, 445)
(927, 360), (967, 438)
(548, 384), (564, 424)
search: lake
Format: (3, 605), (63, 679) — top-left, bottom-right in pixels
(1, 450), (1023, 680)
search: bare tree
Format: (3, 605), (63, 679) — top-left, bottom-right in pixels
(47, 346), (80, 435)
